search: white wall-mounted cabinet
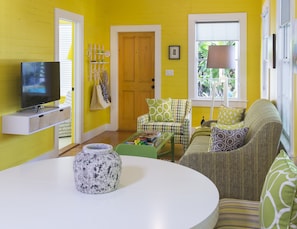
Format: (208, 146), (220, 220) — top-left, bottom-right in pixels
(2, 106), (70, 135)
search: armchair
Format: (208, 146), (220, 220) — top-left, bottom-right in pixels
(137, 99), (192, 152)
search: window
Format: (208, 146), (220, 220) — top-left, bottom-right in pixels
(278, 0), (293, 154)
(188, 13), (247, 107)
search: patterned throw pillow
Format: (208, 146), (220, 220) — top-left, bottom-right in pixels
(217, 106), (245, 125)
(260, 150), (297, 228)
(209, 126), (249, 152)
(146, 98), (174, 122)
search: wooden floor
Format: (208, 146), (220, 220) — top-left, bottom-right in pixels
(59, 131), (185, 162)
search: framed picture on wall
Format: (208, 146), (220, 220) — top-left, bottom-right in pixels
(168, 45), (180, 60)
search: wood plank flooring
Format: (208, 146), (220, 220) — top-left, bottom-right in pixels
(59, 131), (185, 162)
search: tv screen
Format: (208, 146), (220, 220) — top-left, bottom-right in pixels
(21, 62), (60, 109)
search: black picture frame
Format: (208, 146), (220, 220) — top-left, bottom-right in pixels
(168, 45), (180, 60)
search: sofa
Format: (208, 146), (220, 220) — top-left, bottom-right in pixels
(137, 98), (192, 151)
(179, 99), (283, 201)
(215, 150), (297, 228)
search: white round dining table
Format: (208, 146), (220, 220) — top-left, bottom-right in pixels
(0, 155), (219, 229)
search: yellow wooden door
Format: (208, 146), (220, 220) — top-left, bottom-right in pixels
(118, 32), (155, 131)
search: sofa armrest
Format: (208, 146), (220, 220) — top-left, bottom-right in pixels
(179, 147), (262, 200)
(179, 125), (280, 202)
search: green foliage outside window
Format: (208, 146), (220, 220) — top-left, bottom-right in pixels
(197, 41), (236, 98)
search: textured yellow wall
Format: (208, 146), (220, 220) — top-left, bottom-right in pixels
(104, 0), (262, 126)
(0, 0), (105, 170)
(0, 0), (262, 169)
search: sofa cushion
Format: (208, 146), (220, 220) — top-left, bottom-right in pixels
(186, 136), (210, 155)
(209, 127), (249, 152)
(215, 198), (260, 228)
(146, 98), (174, 122)
(217, 106), (245, 125)
(260, 150), (297, 228)
(211, 121), (245, 130)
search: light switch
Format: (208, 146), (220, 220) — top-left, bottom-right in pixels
(165, 69), (174, 76)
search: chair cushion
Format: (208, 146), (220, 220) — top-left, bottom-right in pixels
(260, 150), (297, 228)
(146, 98), (174, 122)
(209, 126), (249, 152)
(140, 122), (183, 134)
(215, 198), (260, 228)
(217, 106), (245, 125)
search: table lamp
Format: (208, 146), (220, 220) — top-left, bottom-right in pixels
(207, 45), (235, 119)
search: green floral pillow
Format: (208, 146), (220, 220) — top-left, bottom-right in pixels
(217, 106), (245, 125)
(260, 150), (297, 228)
(146, 98), (174, 122)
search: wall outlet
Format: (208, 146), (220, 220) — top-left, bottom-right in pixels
(165, 69), (174, 76)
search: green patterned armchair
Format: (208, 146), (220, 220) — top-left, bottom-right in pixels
(137, 98), (192, 152)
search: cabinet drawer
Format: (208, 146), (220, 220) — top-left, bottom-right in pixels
(55, 107), (71, 123)
(29, 114), (51, 132)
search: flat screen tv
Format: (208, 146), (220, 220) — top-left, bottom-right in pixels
(21, 61), (60, 109)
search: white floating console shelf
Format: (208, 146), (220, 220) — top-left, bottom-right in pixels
(2, 105), (70, 135)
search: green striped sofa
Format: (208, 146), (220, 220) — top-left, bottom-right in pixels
(215, 198), (260, 228)
(179, 99), (282, 201)
(215, 150), (297, 228)
(137, 99), (192, 151)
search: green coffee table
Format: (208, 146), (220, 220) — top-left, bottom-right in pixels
(115, 132), (175, 162)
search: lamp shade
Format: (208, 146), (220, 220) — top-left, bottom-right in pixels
(207, 45), (235, 69)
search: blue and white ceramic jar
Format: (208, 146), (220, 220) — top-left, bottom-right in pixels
(73, 143), (122, 194)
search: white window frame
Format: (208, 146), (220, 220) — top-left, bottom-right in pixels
(188, 13), (247, 108)
(261, 1), (270, 99)
(277, 0), (294, 155)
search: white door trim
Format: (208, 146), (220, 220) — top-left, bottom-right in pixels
(110, 25), (161, 130)
(54, 8), (84, 149)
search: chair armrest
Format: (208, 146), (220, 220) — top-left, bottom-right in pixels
(183, 111), (192, 131)
(137, 114), (149, 131)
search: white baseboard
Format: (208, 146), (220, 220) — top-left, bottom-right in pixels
(30, 124), (113, 163)
(81, 124), (111, 143)
(27, 149), (58, 164)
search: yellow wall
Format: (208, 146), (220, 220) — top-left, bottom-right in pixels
(104, 0), (262, 126)
(0, 0), (105, 170)
(0, 0), (262, 170)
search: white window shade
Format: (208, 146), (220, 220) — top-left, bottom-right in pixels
(196, 22), (239, 41)
(281, 0), (290, 26)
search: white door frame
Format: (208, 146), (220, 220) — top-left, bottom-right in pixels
(109, 25), (161, 130)
(54, 8), (84, 148)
